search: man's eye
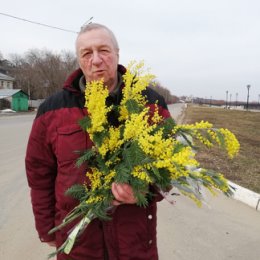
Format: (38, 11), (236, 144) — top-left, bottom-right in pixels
(83, 52), (91, 58)
(100, 49), (109, 53)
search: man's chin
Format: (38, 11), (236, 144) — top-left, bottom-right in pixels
(93, 70), (106, 77)
(91, 76), (105, 82)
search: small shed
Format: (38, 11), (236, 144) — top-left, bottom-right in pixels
(0, 89), (29, 111)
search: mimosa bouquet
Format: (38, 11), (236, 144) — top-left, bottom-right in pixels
(48, 61), (239, 258)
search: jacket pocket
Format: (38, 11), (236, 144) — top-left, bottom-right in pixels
(57, 124), (86, 162)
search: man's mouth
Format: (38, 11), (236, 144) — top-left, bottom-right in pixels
(94, 70), (105, 74)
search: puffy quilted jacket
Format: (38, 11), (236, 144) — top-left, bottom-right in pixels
(25, 65), (171, 260)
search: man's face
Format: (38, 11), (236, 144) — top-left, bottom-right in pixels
(76, 28), (119, 91)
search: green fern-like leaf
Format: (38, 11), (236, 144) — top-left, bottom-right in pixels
(172, 141), (186, 154)
(162, 117), (176, 136)
(96, 154), (109, 174)
(215, 130), (226, 149)
(65, 184), (86, 200)
(122, 141), (147, 168)
(78, 116), (92, 131)
(93, 131), (109, 147)
(134, 191), (149, 207)
(153, 167), (171, 190)
(171, 178), (202, 201)
(76, 149), (96, 168)
(115, 163), (131, 183)
(93, 200), (112, 220)
(125, 99), (142, 114)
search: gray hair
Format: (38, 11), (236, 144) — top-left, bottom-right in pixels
(77, 23), (119, 51)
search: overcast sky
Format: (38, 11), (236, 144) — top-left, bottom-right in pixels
(1, 0), (260, 101)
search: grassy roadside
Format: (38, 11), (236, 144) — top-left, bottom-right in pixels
(182, 104), (260, 193)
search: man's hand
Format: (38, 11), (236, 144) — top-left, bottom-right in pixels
(111, 183), (137, 206)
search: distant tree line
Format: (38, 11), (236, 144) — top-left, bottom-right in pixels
(0, 49), (77, 99)
(149, 80), (179, 104)
(189, 97), (260, 110)
(0, 49), (179, 103)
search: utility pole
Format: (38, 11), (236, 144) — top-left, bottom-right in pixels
(236, 93), (238, 107)
(246, 84), (251, 110)
(28, 81), (31, 108)
(226, 90), (228, 109)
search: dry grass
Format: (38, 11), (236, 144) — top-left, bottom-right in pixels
(183, 104), (260, 193)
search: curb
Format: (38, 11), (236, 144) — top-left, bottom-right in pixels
(228, 181), (260, 212)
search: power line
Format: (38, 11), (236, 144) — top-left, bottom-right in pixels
(0, 12), (82, 34)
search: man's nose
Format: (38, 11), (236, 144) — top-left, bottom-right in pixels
(92, 52), (102, 65)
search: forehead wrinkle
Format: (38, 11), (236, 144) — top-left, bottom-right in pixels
(76, 29), (118, 52)
(79, 44), (112, 53)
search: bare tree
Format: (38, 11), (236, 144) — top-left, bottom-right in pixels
(150, 80), (179, 104)
(9, 49), (77, 99)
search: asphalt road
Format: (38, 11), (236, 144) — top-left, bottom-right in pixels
(0, 105), (259, 260)
(0, 113), (53, 259)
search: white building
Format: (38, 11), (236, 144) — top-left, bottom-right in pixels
(0, 72), (15, 89)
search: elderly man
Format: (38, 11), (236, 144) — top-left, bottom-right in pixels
(25, 23), (170, 260)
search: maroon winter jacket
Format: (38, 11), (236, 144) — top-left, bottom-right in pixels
(25, 65), (171, 260)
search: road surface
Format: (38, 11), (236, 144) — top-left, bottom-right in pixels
(0, 113), (52, 259)
(0, 105), (259, 260)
